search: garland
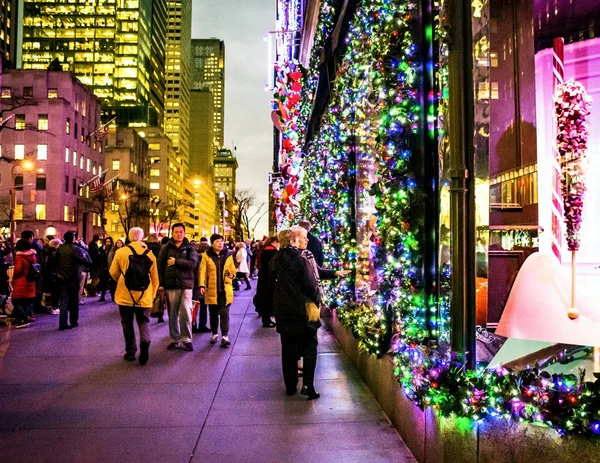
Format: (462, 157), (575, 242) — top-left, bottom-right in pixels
(291, 0), (600, 440)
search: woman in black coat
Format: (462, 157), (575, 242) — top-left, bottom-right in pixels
(270, 226), (321, 399)
(256, 236), (279, 327)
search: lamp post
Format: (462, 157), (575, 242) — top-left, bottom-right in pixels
(9, 159), (35, 244)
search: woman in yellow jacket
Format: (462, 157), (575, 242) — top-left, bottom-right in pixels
(199, 234), (237, 347)
(109, 228), (159, 365)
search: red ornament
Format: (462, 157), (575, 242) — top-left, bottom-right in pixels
(289, 71), (302, 82)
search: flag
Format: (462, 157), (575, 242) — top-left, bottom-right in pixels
(90, 117), (116, 142)
(90, 171), (107, 197)
(104, 175), (118, 196)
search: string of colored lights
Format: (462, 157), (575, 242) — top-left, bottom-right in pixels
(289, 0), (600, 439)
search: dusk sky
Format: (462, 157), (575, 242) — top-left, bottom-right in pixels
(192, 0), (276, 238)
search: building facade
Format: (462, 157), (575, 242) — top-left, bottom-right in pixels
(141, 126), (185, 236)
(189, 88), (214, 177)
(0, 70), (104, 241)
(0, 0), (18, 68)
(187, 175), (219, 239)
(104, 127), (149, 238)
(191, 38), (225, 148)
(213, 147), (237, 201)
(18, 0), (166, 127)
(164, 0), (192, 163)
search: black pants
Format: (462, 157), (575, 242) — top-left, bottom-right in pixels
(58, 278), (80, 329)
(118, 305), (150, 355)
(236, 272), (251, 289)
(198, 299), (208, 328)
(280, 330), (318, 392)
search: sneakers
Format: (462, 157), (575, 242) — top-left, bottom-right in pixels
(220, 336), (231, 348)
(210, 334), (218, 344)
(14, 322), (30, 329)
(183, 342), (194, 352)
(123, 353), (136, 361)
(139, 341), (150, 365)
(167, 342), (180, 350)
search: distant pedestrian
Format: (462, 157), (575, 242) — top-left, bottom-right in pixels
(21, 230), (44, 312)
(199, 234), (236, 347)
(146, 233), (165, 323)
(256, 236), (278, 327)
(158, 223), (199, 351)
(11, 239), (38, 329)
(98, 236), (113, 302)
(110, 227), (159, 365)
(43, 238), (62, 312)
(270, 226), (321, 399)
(55, 232), (91, 330)
(235, 242), (252, 290)
(107, 238), (124, 302)
(298, 220), (324, 268)
(87, 235), (102, 296)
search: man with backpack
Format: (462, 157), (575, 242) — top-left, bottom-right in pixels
(157, 223), (199, 351)
(109, 227), (159, 365)
(55, 232), (92, 330)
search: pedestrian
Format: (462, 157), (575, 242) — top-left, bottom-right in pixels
(192, 241), (211, 333)
(298, 220), (324, 268)
(98, 236), (113, 302)
(235, 242), (252, 290)
(55, 231), (92, 330)
(110, 227), (159, 365)
(43, 238), (62, 313)
(157, 223), (199, 351)
(21, 230), (44, 313)
(199, 234), (236, 347)
(270, 226), (321, 399)
(11, 239), (39, 329)
(146, 233), (165, 323)
(107, 238), (124, 301)
(87, 235), (102, 297)
(256, 236), (279, 327)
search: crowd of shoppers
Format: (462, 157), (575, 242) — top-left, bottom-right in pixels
(1, 220), (351, 401)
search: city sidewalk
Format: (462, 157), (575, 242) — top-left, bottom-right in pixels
(0, 289), (415, 463)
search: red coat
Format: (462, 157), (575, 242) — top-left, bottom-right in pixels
(13, 250), (37, 299)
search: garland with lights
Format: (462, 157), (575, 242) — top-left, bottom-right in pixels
(292, 0), (600, 439)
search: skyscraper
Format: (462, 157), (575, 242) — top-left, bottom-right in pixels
(164, 0), (192, 162)
(191, 39), (225, 149)
(0, 0), (18, 68)
(189, 88), (214, 177)
(17, 0), (166, 127)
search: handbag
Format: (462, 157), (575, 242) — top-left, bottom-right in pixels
(306, 301), (320, 322)
(150, 288), (165, 318)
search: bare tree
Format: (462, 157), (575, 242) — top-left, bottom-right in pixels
(109, 180), (152, 237)
(228, 189), (263, 241)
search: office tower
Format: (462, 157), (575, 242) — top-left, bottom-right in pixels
(18, 0), (166, 128)
(0, 70), (104, 242)
(189, 88), (214, 177)
(0, 0), (18, 68)
(213, 148), (237, 201)
(191, 39), (225, 148)
(164, 0), (192, 161)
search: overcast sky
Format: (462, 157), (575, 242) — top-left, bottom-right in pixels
(192, 0), (275, 238)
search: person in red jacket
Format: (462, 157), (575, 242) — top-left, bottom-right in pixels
(12, 239), (38, 329)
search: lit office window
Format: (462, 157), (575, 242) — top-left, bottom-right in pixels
(15, 144), (24, 159)
(64, 205), (69, 221)
(15, 204), (23, 220)
(48, 88), (58, 98)
(112, 159), (120, 170)
(38, 114), (48, 131)
(1, 88), (11, 98)
(66, 117), (71, 134)
(86, 158), (90, 172)
(73, 151), (77, 166)
(35, 204), (46, 220)
(80, 154), (84, 169)
(65, 147), (70, 163)
(150, 182), (160, 190)
(37, 144), (47, 160)
(150, 169), (160, 177)
(15, 114), (25, 130)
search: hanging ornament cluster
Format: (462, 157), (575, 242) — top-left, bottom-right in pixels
(554, 79), (592, 251)
(271, 61), (304, 227)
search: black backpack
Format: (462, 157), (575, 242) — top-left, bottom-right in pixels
(122, 245), (152, 305)
(26, 263), (42, 282)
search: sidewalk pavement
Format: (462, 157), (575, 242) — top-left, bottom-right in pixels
(0, 289), (415, 463)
